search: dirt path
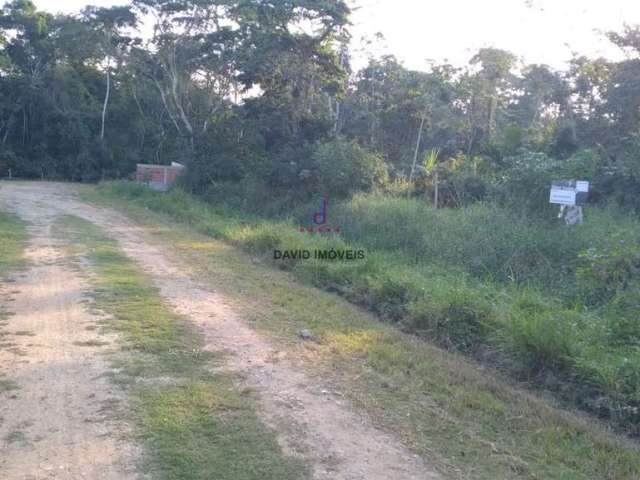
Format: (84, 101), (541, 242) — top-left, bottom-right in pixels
(0, 186), (140, 479)
(0, 181), (442, 480)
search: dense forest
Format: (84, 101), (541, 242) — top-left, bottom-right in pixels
(1, 0), (640, 211)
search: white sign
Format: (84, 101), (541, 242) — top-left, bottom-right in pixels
(549, 180), (589, 206)
(550, 188), (576, 206)
(576, 181), (589, 193)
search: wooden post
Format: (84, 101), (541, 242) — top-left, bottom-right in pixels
(434, 170), (439, 209)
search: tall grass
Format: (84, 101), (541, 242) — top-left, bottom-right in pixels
(91, 181), (640, 434)
(330, 194), (640, 295)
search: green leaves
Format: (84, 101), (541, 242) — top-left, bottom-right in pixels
(423, 148), (439, 174)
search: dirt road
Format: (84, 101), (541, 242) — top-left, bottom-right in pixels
(0, 185), (140, 479)
(0, 181), (441, 480)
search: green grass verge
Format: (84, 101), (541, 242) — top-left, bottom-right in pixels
(0, 210), (26, 351)
(53, 215), (308, 480)
(81, 183), (640, 479)
(81, 181), (640, 433)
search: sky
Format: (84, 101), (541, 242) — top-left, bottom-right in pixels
(33, 0), (640, 72)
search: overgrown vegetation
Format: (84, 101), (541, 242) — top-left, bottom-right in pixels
(91, 181), (640, 436)
(86, 184), (640, 479)
(54, 215), (308, 480)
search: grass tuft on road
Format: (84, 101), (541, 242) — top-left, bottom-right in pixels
(82, 183), (640, 479)
(0, 211), (26, 277)
(54, 215), (308, 480)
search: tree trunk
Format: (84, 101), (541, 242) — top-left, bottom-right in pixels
(100, 60), (110, 141)
(369, 81), (375, 147)
(408, 114), (426, 185)
(167, 49), (194, 141)
(153, 78), (181, 134)
(487, 95), (496, 141)
(22, 107), (27, 145)
(2, 114), (14, 145)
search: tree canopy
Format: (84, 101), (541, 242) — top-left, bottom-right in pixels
(1, 0), (640, 207)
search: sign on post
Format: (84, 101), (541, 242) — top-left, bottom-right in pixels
(549, 180), (589, 206)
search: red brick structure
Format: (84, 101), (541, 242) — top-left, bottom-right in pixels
(136, 163), (185, 191)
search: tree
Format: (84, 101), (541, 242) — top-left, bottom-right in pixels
(82, 6), (137, 141)
(466, 48), (517, 151)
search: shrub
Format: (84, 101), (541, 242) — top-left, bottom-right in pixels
(362, 268), (424, 321)
(203, 177), (298, 217)
(267, 143), (316, 194)
(560, 149), (602, 181)
(496, 151), (559, 214)
(406, 282), (492, 350)
(577, 235), (640, 305)
(448, 172), (489, 206)
(573, 348), (640, 429)
(496, 296), (579, 373)
(311, 138), (388, 198)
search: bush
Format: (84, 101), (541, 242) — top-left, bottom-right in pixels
(406, 281), (492, 350)
(496, 294), (579, 373)
(267, 142), (316, 194)
(496, 151), (559, 213)
(448, 172), (489, 206)
(203, 177), (298, 217)
(603, 303), (640, 347)
(184, 117), (268, 192)
(560, 149), (602, 181)
(311, 138), (388, 198)
(577, 235), (640, 305)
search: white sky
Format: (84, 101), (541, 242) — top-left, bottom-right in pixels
(34, 0), (640, 71)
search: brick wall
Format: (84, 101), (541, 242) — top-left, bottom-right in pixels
(136, 164), (184, 191)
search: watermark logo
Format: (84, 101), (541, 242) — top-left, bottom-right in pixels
(299, 196), (341, 234)
(313, 197), (328, 225)
(274, 248), (365, 261)
(279, 196), (364, 261)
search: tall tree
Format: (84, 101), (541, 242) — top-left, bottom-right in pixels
(82, 6), (137, 141)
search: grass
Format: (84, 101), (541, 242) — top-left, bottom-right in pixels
(73, 339), (110, 347)
(12, 330), (35, 337)
(0, 211), (27, 277)
(82, 182), (640, 479)
(4, 430), (28, 445)
(82, 181), (640, 433)
(53, 214), (308, 480)
(0, 210), (26, 359)
(0, 377), (19, 393)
